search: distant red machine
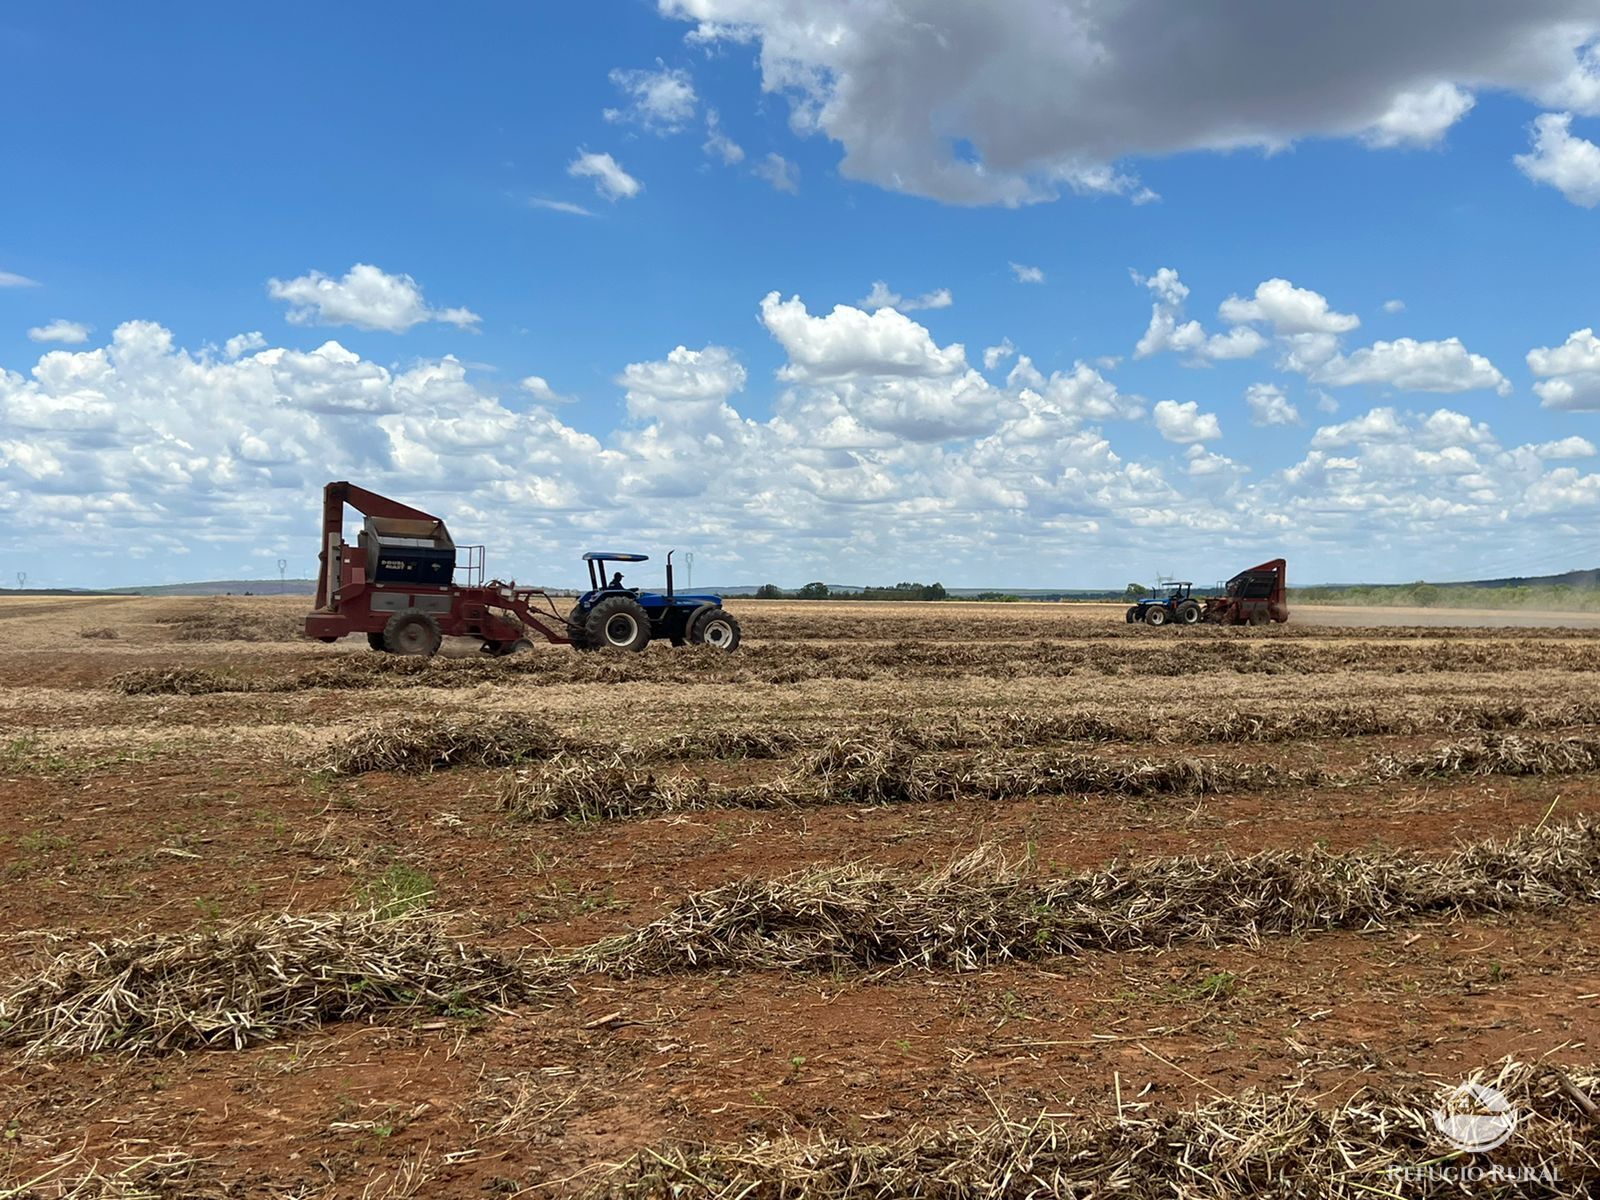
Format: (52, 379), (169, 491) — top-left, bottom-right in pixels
(302, 481), (570, 656)
(1202, 558), (1289, 625)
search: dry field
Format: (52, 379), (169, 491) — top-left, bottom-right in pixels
(4, 594), (1600, 1197)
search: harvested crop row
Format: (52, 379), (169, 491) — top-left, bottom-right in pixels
(0, 911), (535, 1057)
(11, 818), (1598, 1060)
(1375, 733), (1600, 779)
(314, 712), (577, 774)
(504, 731), (1600, 823)
(568, 817), (1600, 976)
(107, 640), (1600, 695)
(645, 697), (1600, 760)
(500, 740), (1275, 821)
(602, 1059), (1599, 1199)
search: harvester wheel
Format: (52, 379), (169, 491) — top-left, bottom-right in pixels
(691, 607), (742, 651)
(1144, 605), (1169, 627)
(1176, 601), (1201, 625)
(1125, 606), (1140, 623)
(366, 632), (387, 652)
(586, 596), (651, 652)
(382, 611), (443, 657)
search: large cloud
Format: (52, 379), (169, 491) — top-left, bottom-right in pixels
(659, 1), (1600, 205)
(5, 283), (1600, 588)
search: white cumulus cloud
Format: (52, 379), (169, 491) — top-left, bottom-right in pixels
(569, 151), (643, 201)
(606, 61), (698, 132)
(1362, 82), (1475, 147)
(267, 264), (481, 334)
(27, 320), (90, 345)
(1153, 399), (1221, 443)
(1245, 382), (1300, 427)
(1314, 337), (1510, 395)
(1218, 278), (1360, 336)
(859, 281), (953, 312)
(1134, 268), (1267, 363)
(753, 152), (799, 193)
(703, 109), (745, 164)
(1528, 327), (1600, 409)
(1515, 111), (1600, 206)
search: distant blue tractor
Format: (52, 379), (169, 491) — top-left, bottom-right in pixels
(1126, 581), (1203, 627)
(566, 551), (742, 652)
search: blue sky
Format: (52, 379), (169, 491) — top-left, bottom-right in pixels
(4, 1), (1600, 589)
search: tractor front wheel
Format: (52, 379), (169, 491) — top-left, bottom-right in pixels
(383, 611), (443, 657)
(1144, 605), (1169, 627)
(691, 607), (742, 651)
(565, 605), (596, 652)
(586, 596), (651, 652)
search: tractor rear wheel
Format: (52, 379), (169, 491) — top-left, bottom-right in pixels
(691, 607), (742, 651)
(586, 596), (651, 652)
(383, 611), (443, 657)
(1125, 606), (1140, 623)
(1175, 601), (1201, 625)
(1144, 605), (1169, 627)
(367, 632), (387, 652)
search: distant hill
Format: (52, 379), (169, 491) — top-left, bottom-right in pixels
(0, 580), (317, 598)
(1437, 567), (1600, 590)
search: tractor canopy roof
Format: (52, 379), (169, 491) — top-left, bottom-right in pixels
(582, 551), (649, 562)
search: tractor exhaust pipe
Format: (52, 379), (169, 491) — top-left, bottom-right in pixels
(666, 550), (675, 600)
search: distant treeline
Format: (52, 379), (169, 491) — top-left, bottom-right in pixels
(755, 581), (949, 601)
(1291, 582), (1600, 611)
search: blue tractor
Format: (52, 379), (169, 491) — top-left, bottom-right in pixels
(566, 551), (742, 652)
(1126, 581), (1203, 627)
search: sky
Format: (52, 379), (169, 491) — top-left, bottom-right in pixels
(4, 1), (1600, 591)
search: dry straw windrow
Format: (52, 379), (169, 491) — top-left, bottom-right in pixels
(569, 817), (1600, 977)
(634, 698), (1600, 760)
(0, 911), (536, 1057)
(1372, 732), (1600, 780)
(509, 724), (1600, 825)
(316, 711), (579, 774)
(501, 737), (1275, 821)
(106, 640), (1600, 696)
(601, 1059), (1599, 1200)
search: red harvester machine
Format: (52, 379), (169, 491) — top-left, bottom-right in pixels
(1201, 558), (1289, 625)
(303, 481), (571, 656)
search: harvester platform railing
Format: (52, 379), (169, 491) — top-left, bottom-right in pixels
(456, 545), (485, 588)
